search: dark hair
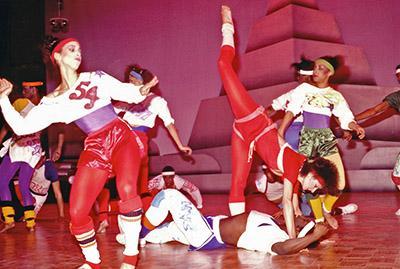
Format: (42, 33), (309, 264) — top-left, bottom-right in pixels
(162, 165), (175, 173)
(318, 56), (339, 71)
(125, 64), (154, 84)
(291, 56), (314, 72)
(300, 157), (338, 195)
(396, 64), (400, 70)
(41, 35), (60, 64)
(43, 35), (60, 53)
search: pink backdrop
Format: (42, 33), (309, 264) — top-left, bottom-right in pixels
(45, 0), (400, 154)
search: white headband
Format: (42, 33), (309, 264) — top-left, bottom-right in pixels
(299, 69), (314, 76)
(396, 68), (400, 74)
(162, 171), (175, 176)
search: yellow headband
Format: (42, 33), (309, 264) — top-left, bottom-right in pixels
(315, 59), (335, 75)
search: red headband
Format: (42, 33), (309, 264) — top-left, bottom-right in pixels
(50, 38), (78, 64)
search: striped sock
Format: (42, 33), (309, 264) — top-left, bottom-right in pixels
(75, 229), (101, 265)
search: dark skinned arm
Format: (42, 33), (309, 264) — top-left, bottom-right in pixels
(271, 222), (329, 255)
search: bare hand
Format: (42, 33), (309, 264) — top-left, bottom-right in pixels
(354, 125), (365, 139)
(179, 145), (192, 155)
(294, 207), (303, 217)
(348, 122), (365, 139)
(140, 76), (159, 96)
(341, 130), (352, 141)
(0, 78), (13, 98)
(51, 150), (61, 161)
(312, 222), (329, 238)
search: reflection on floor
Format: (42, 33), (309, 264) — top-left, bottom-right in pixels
(1, 192), (400, 268)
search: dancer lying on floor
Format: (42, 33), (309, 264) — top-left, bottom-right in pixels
(137, 189), (330, 255)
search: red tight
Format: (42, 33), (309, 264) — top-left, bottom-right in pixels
(70, 133), (142, 231)
(218, 45), (281, 203)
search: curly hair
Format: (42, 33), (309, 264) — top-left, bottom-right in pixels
(300, 157), (339, 195)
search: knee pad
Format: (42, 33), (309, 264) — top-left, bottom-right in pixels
(119, 196), (142, 214)
(70, 218), (94, 235)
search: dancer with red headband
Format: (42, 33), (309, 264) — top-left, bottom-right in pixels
(0, 36), (158, 269)
(218, 6), (338, 239)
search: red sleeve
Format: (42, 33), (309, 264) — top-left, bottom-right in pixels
(282, 147), (307, 191)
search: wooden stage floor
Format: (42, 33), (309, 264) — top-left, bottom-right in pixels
(1, 192), (400, 269)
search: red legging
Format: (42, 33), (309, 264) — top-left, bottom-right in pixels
(136, 130), (150, 195)
(218, 45), (281, 203)
(69, 133), (142, 230)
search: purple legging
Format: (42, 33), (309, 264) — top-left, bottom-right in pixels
(0, 154), (35, 206)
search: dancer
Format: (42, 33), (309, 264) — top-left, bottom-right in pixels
(28, 156), (65, 218)
(0, 81), (65, 224)
(254, 164), (358, 217)
(148, 165), (203, 209)
(218, 6), (338, 239)
(267, 57), (314, 150)
(279, 56), (365, 229)
(0, 98), (42, 232)
(355, 70), (400, 215)
(116, 165), (203, 245)
(140, 189), (330, 255)
(254, 164), (311, 217)
(0, 36), (158, 269)
(114, 64), (192, 195)
(95, 65), (192, 234)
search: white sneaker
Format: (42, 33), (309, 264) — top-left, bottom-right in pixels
(395, 208), (400, 216)
(339, 203), (358, 215)
(116, 233), (126, 245)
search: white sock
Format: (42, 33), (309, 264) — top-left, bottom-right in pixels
(75, 229), (101, 264)
(229, 202), (245, 216)
(118, 212), (142, 256)
(222, 23), (235, 48)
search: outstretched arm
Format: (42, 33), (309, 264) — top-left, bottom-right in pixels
(0, 79), (58, 135)
(355, 101), (390, 121)
(166, 123), (192, 155)
(347, 121), (365, 139)
(282, 178), (296, 239)
(271, 223), (329, 255)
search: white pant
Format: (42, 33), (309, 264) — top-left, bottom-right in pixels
(145, 189), (222, 248)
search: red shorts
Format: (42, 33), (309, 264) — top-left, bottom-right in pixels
(77, 119), (136, 175)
